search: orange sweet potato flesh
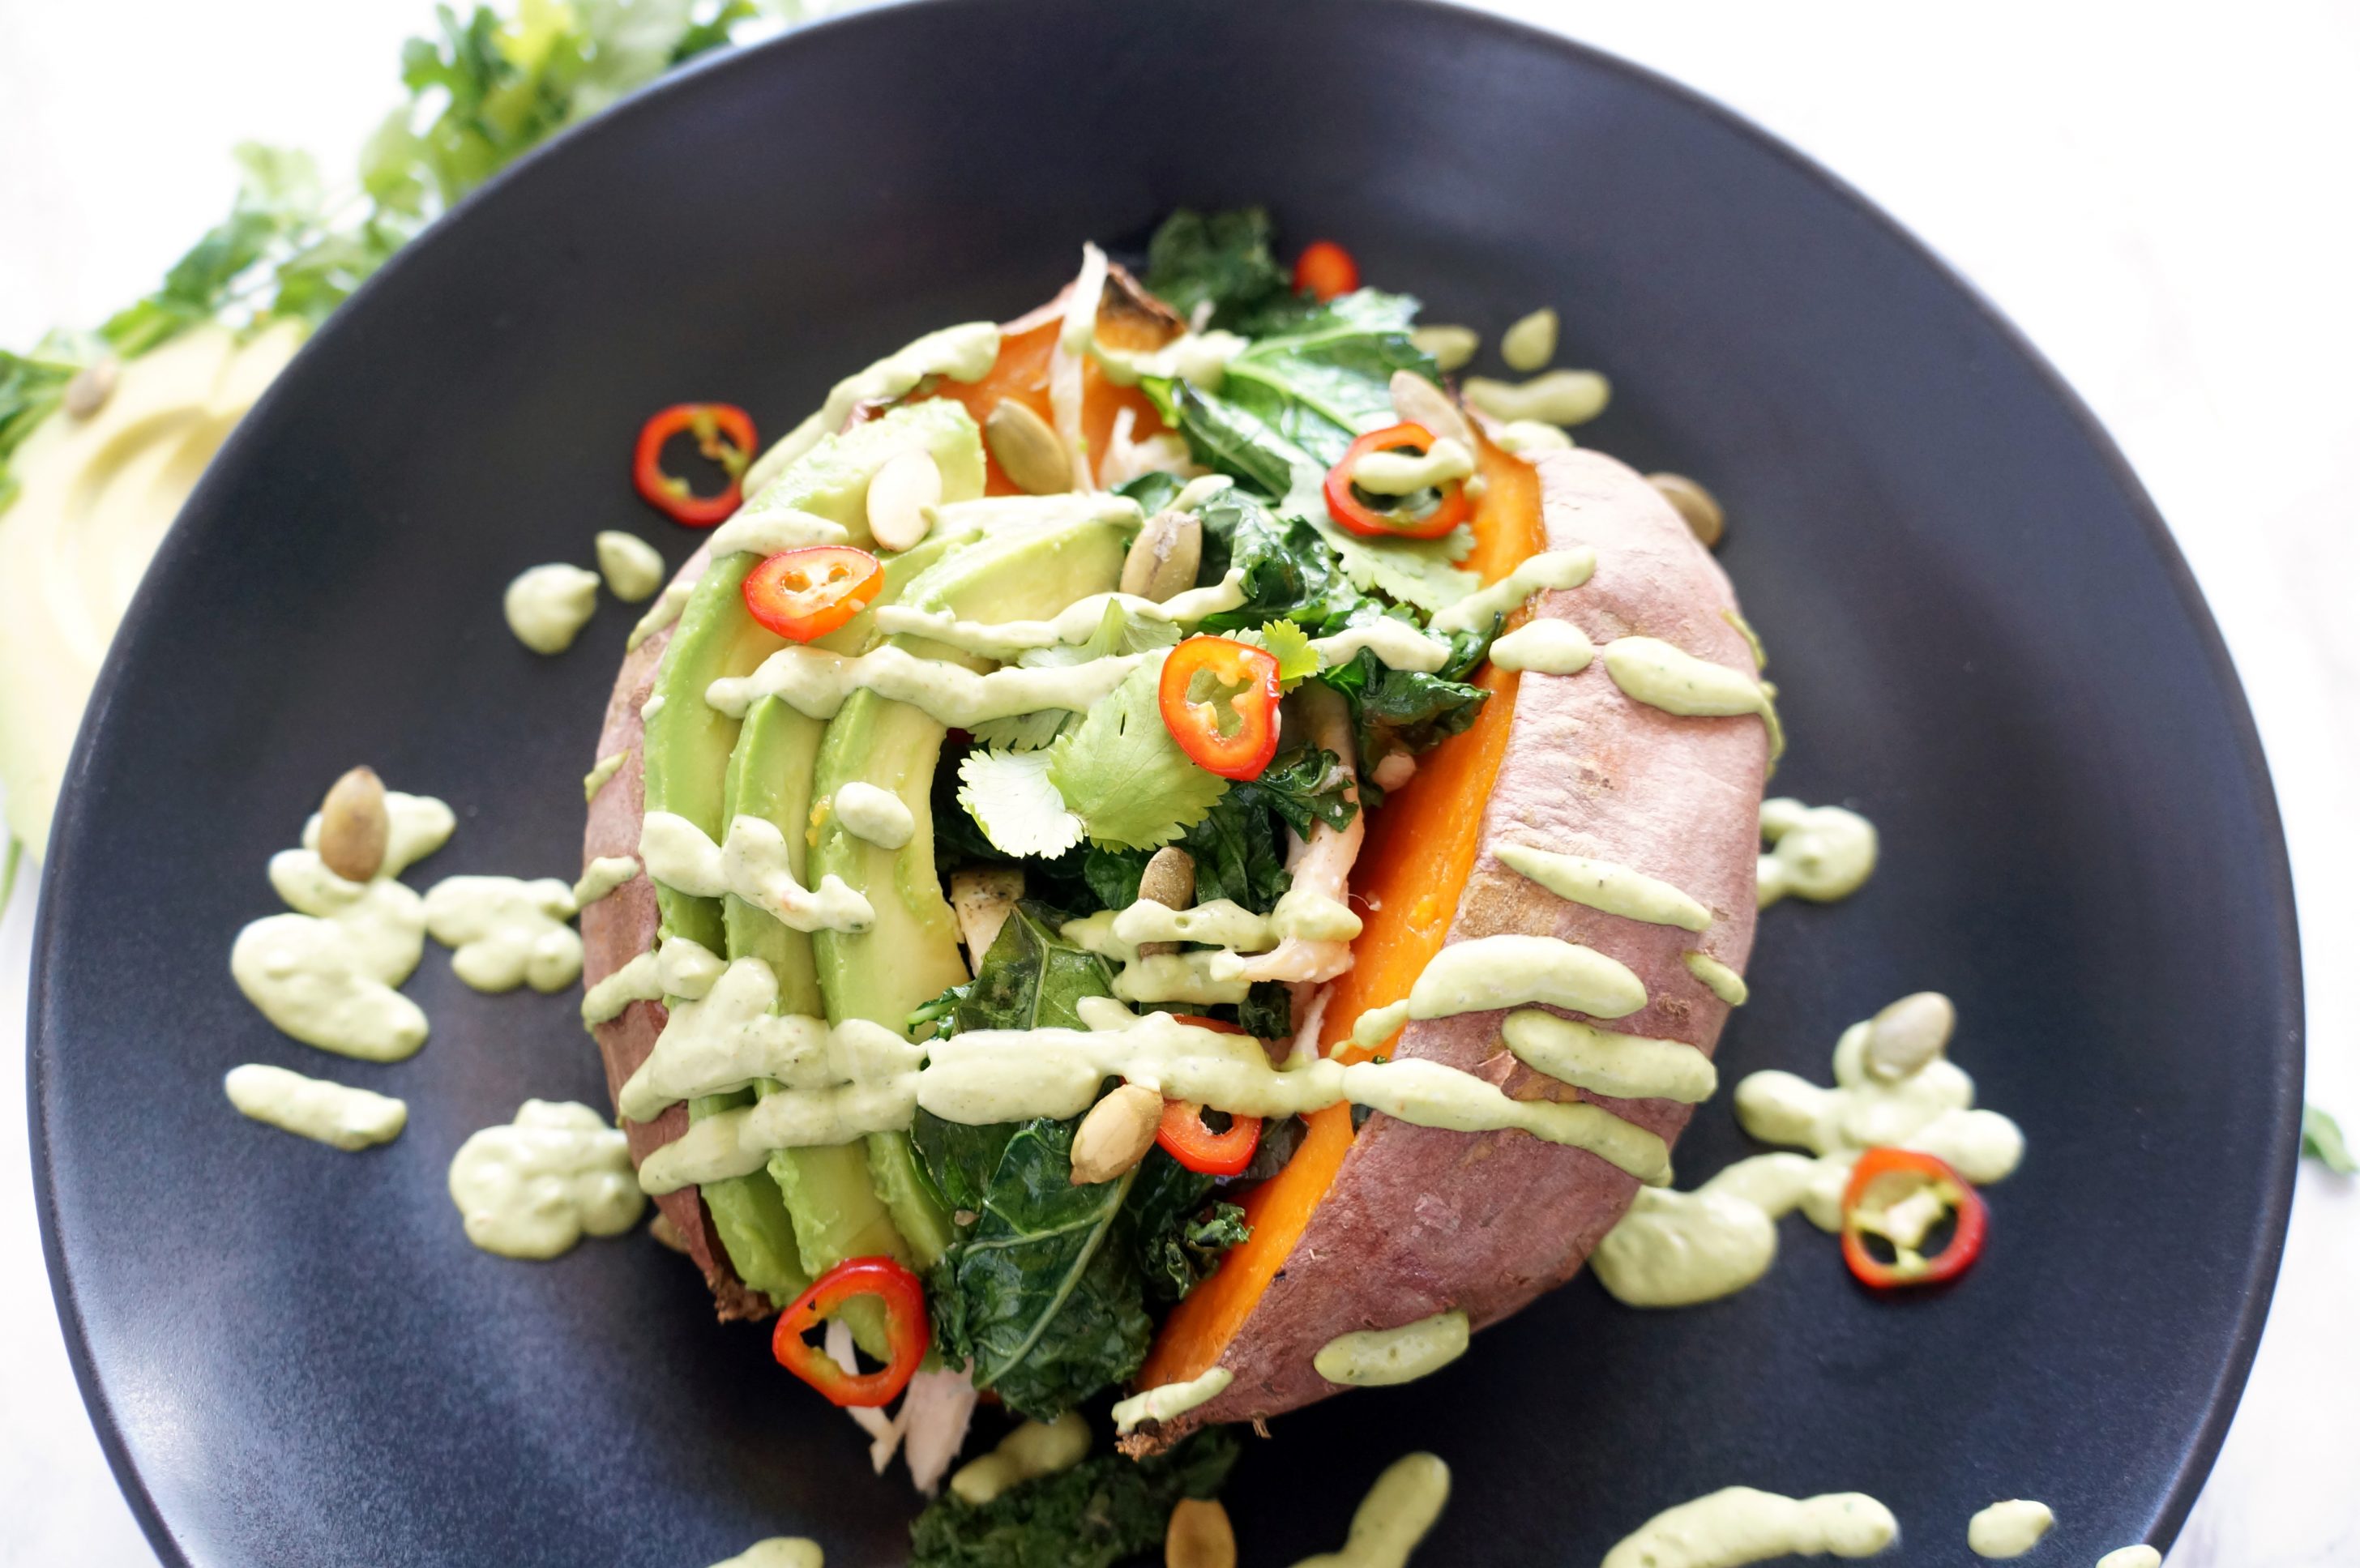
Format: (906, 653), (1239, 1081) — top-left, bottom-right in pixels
(1138, 437), (1546, 1391)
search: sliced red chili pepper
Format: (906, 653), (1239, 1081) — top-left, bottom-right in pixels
(1293, 240), (1361, 302)
(1157, 636), (1282, 781)
(772, 1255), (930, 1408)
(1156, 1097), (1263, 1177)
(742, 545), (884, 643)
(1323, 422), (1472, 540)
(635, 402), (757, 527)
(1840, 1147), (1989, 1290)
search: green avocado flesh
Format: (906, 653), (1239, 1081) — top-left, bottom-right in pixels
(638, 399), (985, 1317)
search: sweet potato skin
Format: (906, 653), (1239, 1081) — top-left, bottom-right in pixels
(1127, 446), (1769, 1447)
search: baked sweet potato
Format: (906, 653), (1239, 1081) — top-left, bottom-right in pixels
(1124, 436), (1769, 1449)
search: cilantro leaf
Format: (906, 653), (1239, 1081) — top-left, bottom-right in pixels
(1256, 620), (1319, 686)
(958, 750), (1085, 859)
(1044, 659), (1228, 851)
(2304, 1102), (2357, 1175)
(908, 1427), (1241, 1568)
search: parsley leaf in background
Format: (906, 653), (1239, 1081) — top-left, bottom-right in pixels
(2303, 1102), (2357, 1175)
(907, 1427), (1241, 1568)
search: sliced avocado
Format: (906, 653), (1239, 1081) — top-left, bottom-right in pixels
(637, 398), (985, 1310)
(810, 511), (1135, 1257)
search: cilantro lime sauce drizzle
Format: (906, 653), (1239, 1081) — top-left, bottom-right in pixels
(572, 854), (639, 908)
(1407, 934), (1648, 1021)
(614, 957), (918, 1124)
(1314, 1310), (1469, 1387)
(1968, 1500), (2054, 1557)
(873, 568), (1248, 659)
(1601, 1487), (1898, 1568)
(2097, 1549), (2161, 1568)
(229, 790), (454, 1062)
(1291, 1453), (1451, 1568)
(744, 321), (1001, 493)
(1603, 636), (1785, 758)
(1351, 438), (1475, 495)
(504, 563), (601, 655)
(948, 1410), (1090, 1506)
(583, 750), (627, 801)
(829, 781), (915, 849)
(1428, 547), (1596, 634)
(626, 579), (691, 650)
(594, 530), (665, 602)
(579, 934), (723, 1026)
(1593, 992), (2024, 1308)
(1759, 797), (1879, 907)
(447, 1099), (645, 1258)
(639, 810), (875, 934)
(707, 1540), (823, 1568)
(1487, 618), (1593, 674)
(1311, 619), (1453, 673)
(224, 1063), (407, 1151)
(1683, 951), (1748, 1006)
(423, 874), (584, 993)
(1502, 1010), (1717, 1104)
(706, 508), (849, 561)
(1112, 1366), (1233, 1435)
(1495, 842), (1712, 932)
(705, 642), (1150, 728)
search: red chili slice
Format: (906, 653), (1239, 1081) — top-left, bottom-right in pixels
(1323, 422), (1472, 540)
(634, 402), (757, 526)
(1840, 1147), (1989, 1289)
(1156, 1098), (1263, 1177)
(1293, 240), (1361, 302)
(772, 1255), (930, 1408)
(1157, 636), (1282, 781)
(742, 545), (884, 643)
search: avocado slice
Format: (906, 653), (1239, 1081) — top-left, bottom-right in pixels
(809, 510), (1135, 1258)
(636, 398), (985, 1310)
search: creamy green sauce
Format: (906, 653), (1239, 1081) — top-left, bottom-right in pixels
(594, 530), (665, 603)
(708, 1539), (823, 1568)
(1409, 324), (1479, 371)
(1430, 548), (1596, 634)
(1091, 328), (1250, 390)
(1491, 420), (1573, 454)
(1113, 951), (1252, 1007)
(1597, 992), (2024, 1306)
(1291, 1452), (1451, 1568)
(572, 855), (639, 908)
(1495, 842), (1712, 932)
(1462, 370), (1610, 428)
(1352, 999), (1412, 1052)
(830, 781), (915, 849)
(1314, 1310), (1469, 1387)
(1967, 1500), (2054, 1558)
(1113, 896), (1273, 951)
(447, 1099), (645, 1258)
(1407, 934), (1648, 1022)
(224, 1063), (406, 1151)
(640, 692), (666, 722)
(424, 874), (583, 993)
(744, 321), (1000, 494)
(1721, 608), (1768, 670)
(707, 507), (850, 561)
(2096, 1548), (2161, 1568)
(579, 934), (723, 1026)
(625, 579), (691, 652)
(229, 791), (454, 1061)
(1352, 437), (1475, 496)
(1488, 619), (1593, 674)
(583, 750), (627, 802)
(874, 569), (1246, 658)
(948, 1410), (1090, 1505)
(615, 957), (917, 1124)
(1313, 619), (1453, 673)
(1603, 637), (1785, 757)
(503, 563), (601, 656)
(1111, 1366), (1233, 1435)
(1602, 1487), (1897, 1568)
(1500, 308), (1559, 373)
(1682, 951), (1748, 1006)
(707, 641), (1148, 728)
(1270, 885), (1364, 943)
(640, 810), (874, 934)
(1501, 1009), (1716, 1104)
(1758, 797), (1879, 908)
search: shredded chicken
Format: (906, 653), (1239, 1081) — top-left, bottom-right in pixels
(1049, 245), (1108, 492)
(1231, 686), (1365, 985)
(823, 1319), (981, 1493)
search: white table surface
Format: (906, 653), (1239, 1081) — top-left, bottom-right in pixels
(4, 2), (2356, 1563)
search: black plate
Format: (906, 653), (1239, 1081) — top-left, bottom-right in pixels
(32, 2), (2301, 1563)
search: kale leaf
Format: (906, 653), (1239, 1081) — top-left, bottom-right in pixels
(1129, 1148), (1251, 1304)
(1191, 485), (1363, 633)
(951, 901), (1117, 1036)
(1143, 207), (1299, 332)
(908, 1427), (1241, 1568)
(1237, 745), (1358, 837)
(1083, 788), (1293, 916)
(1235, 981), (1294, 1042)
(1320, 623), (1495, 777)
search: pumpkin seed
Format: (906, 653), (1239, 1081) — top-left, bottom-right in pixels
(1070, 1083), (1164, 1185)
(951, 866), (1024, 963)
(1166, 1498), (1238, 1568)
(1866, 991), (1955, 1082)
(1133, 846), (1196, 958)
(317, 767), (391, 883)
(866, 449), (942, 552)
(63, 357), (119, 420)
(986, 399), (1072, 495)
(1646, 471), (1725, 549)
(1120, 510), (1203, 604)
